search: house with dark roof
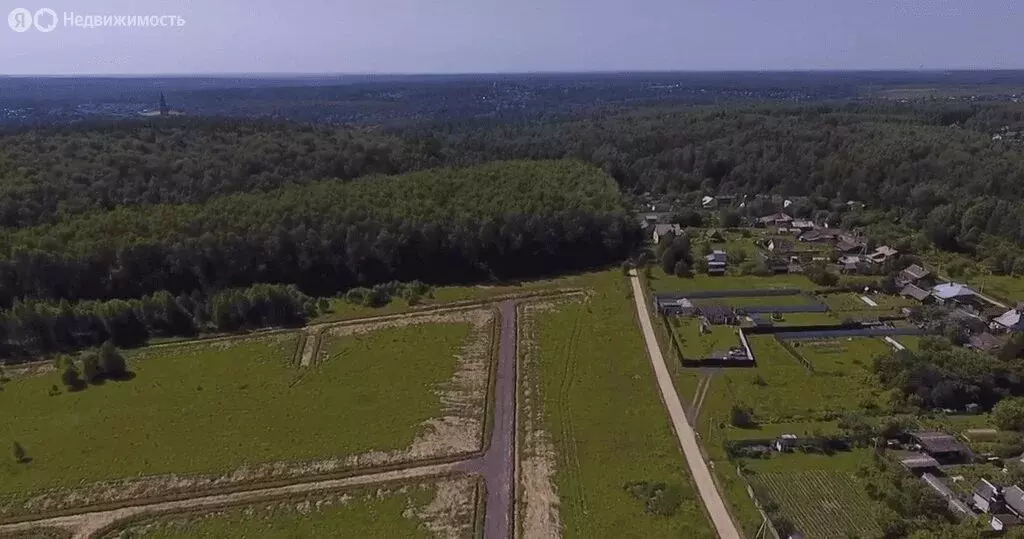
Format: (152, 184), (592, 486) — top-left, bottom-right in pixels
(974, 481), (1024, 531)
(652, 224), (682, 245)
(653, 296), (696, 316)
(757, 213), (793, 227)
(706, 250), (727, 275)
(705, 228), (725, 242)
(993, 307), (1024, 333)
(900, 284), (933, 303)
(698, 303), (737, 325)
(767, 238), (795, 253)
(910, 431), (969, 463)
(969, 332), (1004, 352)
(897, 264), (933, 288)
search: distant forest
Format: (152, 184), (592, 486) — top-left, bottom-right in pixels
(4, 100), (1024, 357)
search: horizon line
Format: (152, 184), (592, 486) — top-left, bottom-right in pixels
(3, 67), (1024, 78)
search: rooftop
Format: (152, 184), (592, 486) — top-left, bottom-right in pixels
(933, 282), (976, 300)
(901, 264), (931, 280)
(910, 431), (965, 454)
(995, 308), (1024, 331)
(900, 283), (932, 301)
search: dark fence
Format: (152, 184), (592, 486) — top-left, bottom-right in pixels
(774, 327), (922, 340)
(681, 357), (755, 368)
(738, 303), (829, 314)
(776, 336), (814, 371)
(655, 289), (803, 299)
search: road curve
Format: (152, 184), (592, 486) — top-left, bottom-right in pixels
(628, 270), (741, 539)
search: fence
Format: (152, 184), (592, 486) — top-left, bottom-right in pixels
(775, 336), (814, 371)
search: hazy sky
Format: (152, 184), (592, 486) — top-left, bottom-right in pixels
(1, 0), (1021, 75)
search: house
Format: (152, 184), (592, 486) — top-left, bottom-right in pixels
(970, 332), (1004, 352)
(705, 229), (725, 243)
(910, 431), (968, 463)
(699, 303), (737, 325)
(790, 219), (816, 231)
(757, 251), (789, 274)
(992, 513), (1023, 532)
(932, 283), (977, 304)
(897, 451), (941, 472)
(653, 296), (696, 316)
(767, 238), (795, 253)
(993, 307), (1024, 333)
(652, 224), (682, 245)
(975, 480), (1008, 514)
(773, 434), (798, 452)
(835, 238), (865, 254)
(867, 245), (899, 264)
(798, 228), (842, 243)
(706, 250), (727, 275)
(701, 195), (716, 209)
(757, 212), (793, 228)
(897, 264), (933, 288)
(900, 284), (933, 303)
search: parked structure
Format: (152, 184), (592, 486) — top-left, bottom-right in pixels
(706, 250), (728, 275)
(993, 306), (1024, 333)
(652, 224), (682, 245)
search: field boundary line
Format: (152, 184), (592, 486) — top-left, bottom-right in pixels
(81, 469), (469, 539)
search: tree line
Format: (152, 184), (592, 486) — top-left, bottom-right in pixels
(0, 283), (316, 361)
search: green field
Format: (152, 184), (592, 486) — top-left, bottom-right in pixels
(747, 469), (883, 539)
(0, 321), (477, 512)
(667, 318), (740, 359)
(647, 267), (818, 293)
(101, 480), (473, 539)
(529, 271), (715, 538)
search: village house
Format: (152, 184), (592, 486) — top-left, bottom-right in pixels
(835, 237), (866, 254)
(798, 227), (843, 243)
(767, 238), (795, 253)
(931, 282), (978, 306)
(992, 306), (1024, 333)
(652, 224), (682, 245)
(899, 283), (934, 303)
(701, 195), (716, 209)
(790, 219), (816, 231)
(757, 212), (793, 228)
(653, 296), (696, 316)
(866, 245), (899, 265)
(758, 251), (790, 274)
(896, 264), (934, 288)
(705, 228), (725, 242)
(698, 303), (737, 325)
(973, 480), (1024, 532)
(706, 250), (728, 275)
(909, 431), (969, 464)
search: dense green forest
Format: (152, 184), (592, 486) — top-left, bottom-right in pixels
(5, 104), (1024, 254)
(0, 159), (634, 306)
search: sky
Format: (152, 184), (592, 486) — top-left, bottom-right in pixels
(0, 0), (1021, 75)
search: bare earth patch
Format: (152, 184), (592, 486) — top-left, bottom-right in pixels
(3, 308), (494, 519)
(514, 297), (586, 539)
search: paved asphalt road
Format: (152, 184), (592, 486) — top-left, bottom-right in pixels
(458, 299), (516, 539)
(629, 270), (741, 539)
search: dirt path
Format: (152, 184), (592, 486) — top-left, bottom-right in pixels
(0, 463), (461, 539)
(458, 299), (516, 539)
(629, 271), (741, 539)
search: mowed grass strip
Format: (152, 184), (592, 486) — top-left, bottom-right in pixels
(531, 272), (715, 538)
(102, 484), (440, 539)
(647, 267), (819, 293)
(0, 323), (471, 503)
(748, 470), (882, 539)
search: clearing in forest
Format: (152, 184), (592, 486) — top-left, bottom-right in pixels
(0, 308), (494, 518)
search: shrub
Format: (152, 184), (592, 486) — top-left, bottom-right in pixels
(623, 481), (683, 517)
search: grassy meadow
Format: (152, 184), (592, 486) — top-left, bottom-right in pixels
(528, 271), (715, 538)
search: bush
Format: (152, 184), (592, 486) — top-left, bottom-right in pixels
(624, 481), (683, 517)
(730, 404), (757, 428)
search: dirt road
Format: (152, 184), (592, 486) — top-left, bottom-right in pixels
(628, 270), (741, 539)
(458, 299), (516, 539)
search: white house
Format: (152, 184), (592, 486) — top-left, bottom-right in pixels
(652, 224), (682, 245)
(993, 307), (1024, 333)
